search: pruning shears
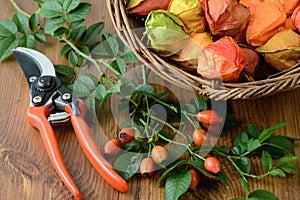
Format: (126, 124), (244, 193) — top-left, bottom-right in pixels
(13, 47), (128, 200)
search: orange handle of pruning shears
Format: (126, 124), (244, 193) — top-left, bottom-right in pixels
(27, 106), (83, 200)
(65, 99), (128, 193)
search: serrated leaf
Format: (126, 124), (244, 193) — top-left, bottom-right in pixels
(269, 169), (286, 177)
(240, 178), (249, 193)
(29, 13), (39, 32)
(280, 162), (297, 175)
(70, 26), (86, 42)
(40, 1), (64, 18)
(164, 171), (191, 200)
(60, 44), (71, 55)
(34, 33), (47, 43)
(44, 16), (66, 34)
(111, 57), (126, 76)
(236, 157), (251, 174)
(54, 27), (68, 37)
(94, 84), (107, 100)
(12, 13), (28, 34)
(76, 73), (98, 90)
(0, 20), (19, 60)
(246, 139), (261, 152)
(269, 136), (295, 155)
(114, 152), (143, 180)
(183, 103), (197, 114)
(157, 160), (189, 186)
(19, 35), (35, 49)
(80, 22), (104, 45)
(249, 190), (278, 200)
(134, 84), (157, 96)
(63, 0), (80, 12)
(232, 132), (248, 155)
(261, 150), (273, 171)
(258, 122), (288, 143)
(124, 51), (139, 62)
(54, 64), (75, 76)
(167, 147), (187, 162)
(68, 51), (79, 66)
(190, 97), (208, 111)
(244, 124), (261, 139)
(275, 156), (298, 167)
(67, 3), (91, 22)
(70, 19), (84, 29)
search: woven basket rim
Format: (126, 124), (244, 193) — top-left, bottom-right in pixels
(107, 0), (300, 100)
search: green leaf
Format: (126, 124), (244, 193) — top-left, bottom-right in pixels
(44, 16), (66, 34)
(275, 156), (298, 167)
(76, 73), (98, 90)
(60, 44), (71, 55)
(124, 51), (139, 62)
(157, 160), (189, 186)
(167, 147), (187, 162)
(258, 122), (288, 143)
(183, 104), (197, 114)
(12, 13), (29, 34)
(269, 135), (295, 155)
(249, 190), (278, 200)
(223, 113), (239, 131)
(70, 19), (84, 29)
(68, 51), (79, 66)
(34, 33), (47, 43)
(191, 159), (227, 184)
(134, 84), (157, 96)
(231, 198), (244, 200)
(261, 150), (273, 171)
(19, 35), (36, 49)
(244, 124), (261, 139)
(63, 0), (81, 12)
(190, 97), (207, 111)
(114, 152), (143, 180)
(92, 33), (120, 57)
(280, 162), (297, 175)
(54, 64), (75, 76)
(40, 1), (64, 18)
(121, 139), (142, 151)
(70, 26), (86, 42)
(240, 178), (250, 193)
(164, 171), (191, 200)
(54, 27), (68, 37)
(269, 169), (286, 177)
(94, 84), (107, 100)
(236, 157), (251, 174)
(111, 57), (127, 76)
(116, 78), (136, 96)
(67, 3), (92, 22)
(29, 13), (39, 32)
(80, 22), (104, 45)
(232, 132), (248, 155)
(0, 20), (19, 60)
(246, 139), (261, 152)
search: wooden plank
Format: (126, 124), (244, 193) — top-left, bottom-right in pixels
(0, 0), (299, 199)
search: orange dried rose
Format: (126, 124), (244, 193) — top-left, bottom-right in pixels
(200, 0), (250, 37)
(197, 36), (246, 82)
(240, 0), (263, 15)
(264, 0), (300, 15)
(292, 6), (300, 32)
(126, 0), (171, 15)
(246, 1), (286, 46)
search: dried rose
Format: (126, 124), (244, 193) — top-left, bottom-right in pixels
(171, 32), (213, 71)
(126, 0), (171, 15)
(145, 10), (189, 57)
(241, 47), (260, 80)
(256, 29), (300, 71)
(197, 36), (246, 82)
(168, 0), (206, 33)
(264, 0), (300, 15)
(240, 0), (263, 14)
(200, 0), (250, 37)
(246, 1), (286, 46)
(292, 6), (300, 32)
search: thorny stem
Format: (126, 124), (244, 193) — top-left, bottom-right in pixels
(10, 0), (30, 17)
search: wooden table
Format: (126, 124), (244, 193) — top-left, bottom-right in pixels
(0, 1), (299, 199)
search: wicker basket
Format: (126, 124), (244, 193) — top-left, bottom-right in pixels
(107, 0), (300, 100)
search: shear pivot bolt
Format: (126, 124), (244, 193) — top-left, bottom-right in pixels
(33, 96), (42, 103)
(62, 93), (71, 101)
(29, 76), (37, 83)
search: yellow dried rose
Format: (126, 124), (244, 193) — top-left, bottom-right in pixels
(168, 0), (206, 33)
(256, 29), (300, 71)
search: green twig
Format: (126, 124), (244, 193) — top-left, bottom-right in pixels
(10, 0), (30, 17)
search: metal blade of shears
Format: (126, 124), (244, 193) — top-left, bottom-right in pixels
(13, 47), (56, 87)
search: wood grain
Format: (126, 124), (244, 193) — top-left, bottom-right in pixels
(0, 0), (299, 199)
